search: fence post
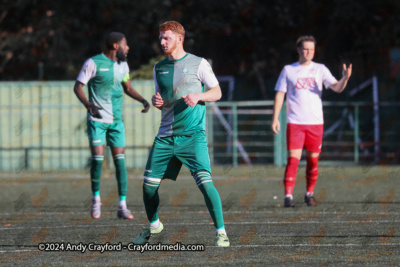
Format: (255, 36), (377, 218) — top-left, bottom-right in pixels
(232, 104), (238, 167)
(274, 102), (286, 166)
(354, 105), (359, 163)
(372, 76), (380, 163)
(207, 106), (214, 165)
(25, 148), (29, 169)
(39, 84), (43, 170)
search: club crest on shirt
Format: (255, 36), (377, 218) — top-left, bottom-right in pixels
(295, 77), (316, 89)
(182, 68), (188, 74)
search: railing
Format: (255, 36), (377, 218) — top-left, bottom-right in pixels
(206, 101), (400, 167)
(1, 81), (399, 170)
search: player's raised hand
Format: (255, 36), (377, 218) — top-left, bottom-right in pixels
(152, 92), (164, 110)
(182, 94), (200, 107)
(271, 119), (280, 134)
(141, 99), (150, 113)
(87, 103), (103, 119)
(342, 63), (352, 80)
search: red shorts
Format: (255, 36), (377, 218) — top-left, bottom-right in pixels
(286, 123), (323, 153)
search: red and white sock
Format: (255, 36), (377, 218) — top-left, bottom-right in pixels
(284, 157), (300, 195)
(306, 156), (319, 194)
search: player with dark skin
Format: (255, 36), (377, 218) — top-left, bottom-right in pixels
(74, 37), (149, 162)
(74, 32), (150, 219)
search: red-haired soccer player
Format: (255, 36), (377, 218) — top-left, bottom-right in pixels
(133, 21), (229, 246)
(272, 36), (352, 207)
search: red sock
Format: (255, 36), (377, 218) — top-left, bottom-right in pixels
(306, 156), (319, 194)
(284, 157), (300, 195)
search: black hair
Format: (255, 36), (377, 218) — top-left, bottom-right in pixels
(105, 32), (125, 50)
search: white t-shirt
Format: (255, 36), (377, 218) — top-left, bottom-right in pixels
(275, 61), (337, 125)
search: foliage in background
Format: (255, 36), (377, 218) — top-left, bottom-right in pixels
(130, 55), (165, 80)
(1, 0), (400, 101)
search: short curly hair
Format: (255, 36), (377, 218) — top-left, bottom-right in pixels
(159, 21), (185, 38)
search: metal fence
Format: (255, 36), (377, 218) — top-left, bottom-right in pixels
(1, 81), (399, 171)
(208, 101), (400, 167)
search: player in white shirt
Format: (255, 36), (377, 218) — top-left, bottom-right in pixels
(272, 36), (352, 207)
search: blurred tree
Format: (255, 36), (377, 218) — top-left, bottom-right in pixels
(0, 0), (399, 100)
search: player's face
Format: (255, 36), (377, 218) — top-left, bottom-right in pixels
(297, 41), (315, 63)
(159, 30), (180, 56)
(116, 37), (129, 62)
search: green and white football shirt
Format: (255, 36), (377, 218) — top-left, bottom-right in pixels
(77, 53), (130, 123)
(154, 53), (218, 136)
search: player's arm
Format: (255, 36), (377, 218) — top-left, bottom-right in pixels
(73, 82), (103, 119)
(121, 80), (150, 113)
(271, 67), (288, 134)
(151, 67), (164, 110)
(182, 59), (222, 107)
(271, 91), (286, 134)
(182, 85), (222, 107)
(329, 63), (352, 93)
(74, 59), (103, 118)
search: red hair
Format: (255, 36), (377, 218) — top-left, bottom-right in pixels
(159, 21), (185, 38)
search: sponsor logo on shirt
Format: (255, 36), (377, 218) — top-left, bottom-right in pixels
(295, 78), (316, 89)
(145, 170), (152, 173)
(159, 71), (169, 74)
(99, 68), (109, 71)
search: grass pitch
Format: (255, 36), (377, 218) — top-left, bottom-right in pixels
(0, 165), (399, 266)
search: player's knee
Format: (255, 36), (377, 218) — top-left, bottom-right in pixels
(143, 177), (161, 194)
(113, 154), (125, 162)
(193, 171), (213, 187)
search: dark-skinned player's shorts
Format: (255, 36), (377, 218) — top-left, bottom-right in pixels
(286, 123), (323, 153)
(143, 131), (211, 180)
(87, 120), (125, 147)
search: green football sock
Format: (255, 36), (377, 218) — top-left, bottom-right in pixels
(90, 155), (104, 194)
(194, 171), (225, 229)
(143, 177), (161, 222)
(113, 154), (127, 197)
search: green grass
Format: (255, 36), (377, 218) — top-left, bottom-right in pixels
(0, 166), (399, 266)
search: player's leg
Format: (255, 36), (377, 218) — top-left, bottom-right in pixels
(87, 120), (107, 219)
(134, 136), (180, 244)
(110, 146), (134, 219)
(195, 171), (229, 246)
(303, 124), (324, 206)
(284, 124), (305, 207)
(176, 132), (229, 246)
(107, 122), (133, 218)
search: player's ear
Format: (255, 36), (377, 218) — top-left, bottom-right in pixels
(178, 35), (184, 45)
(113, 42), (119, 50)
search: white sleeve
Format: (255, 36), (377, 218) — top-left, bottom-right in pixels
(125, 63), (130, 76)
(77, 58), (96, 85)
(197, 59), (219, 90)
(274, 67), (288, 92)
(153, 66), (160, 94)
(322, 65), (337, 89)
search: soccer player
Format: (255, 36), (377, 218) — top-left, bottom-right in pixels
(133, 21), (229, 246)
(272, 36), (352, 207)
(73, 32), (150, 219)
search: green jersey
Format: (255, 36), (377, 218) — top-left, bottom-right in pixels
(154, 53), (219, 137)
(77, 53), (130, 123)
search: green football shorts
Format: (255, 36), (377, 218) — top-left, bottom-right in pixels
(144, 131), (211, 180)
(87, 120), (125, 147)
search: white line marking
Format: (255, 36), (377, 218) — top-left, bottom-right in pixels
(0, 211), (398, 216)
(1, 243), (400, 253)
(1, 220), (400, 231)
